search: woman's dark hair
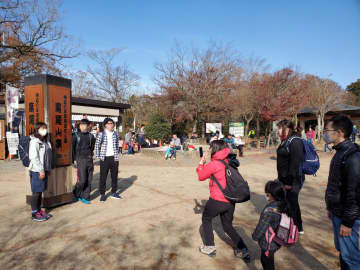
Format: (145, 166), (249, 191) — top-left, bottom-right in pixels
(265, 180), (292, 217)
(329, 114), (353, 139)
(277, 119), (299, 139)
(209, 140), (228, 157)
(34, 122), (48, 141)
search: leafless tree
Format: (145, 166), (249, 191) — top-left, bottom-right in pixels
(154, 42), (240, 136)
(87, 48), (140, 103)
(307, 75), (343, 141)
(0, 0), (78, 86)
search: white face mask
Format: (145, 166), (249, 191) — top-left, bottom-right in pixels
(265, 194), (270, 202)
(39, 129), (47, 136)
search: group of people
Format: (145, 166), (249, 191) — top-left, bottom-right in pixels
(210, 132), (245, 157)
(28, 117), (123, 221)
(196, 115), (360, 270)
(26, 114), (360, 269)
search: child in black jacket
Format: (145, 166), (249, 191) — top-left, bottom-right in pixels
(253, 180), (292, 270)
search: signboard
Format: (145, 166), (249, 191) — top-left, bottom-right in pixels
(25, 85), (45, 136)
(25, 75), (72, 167)
(6, 132), (19, 155)
(206, 123), (222, 134)
(229, 122), (245, 137)
(6, 85), (19, 123)
(48, 85), (72, 166)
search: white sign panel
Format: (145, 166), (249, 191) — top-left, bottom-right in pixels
(229, 122), (245, 137)
(206, 123), (222, 134)
(6, 132), (19, 155)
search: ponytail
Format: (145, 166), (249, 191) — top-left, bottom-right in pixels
(265, 180), (293, 217)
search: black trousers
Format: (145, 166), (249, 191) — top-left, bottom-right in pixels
(261, 250), (275, 270)
(99, 156), (119, 195)
(236, 145), (244, 157)
(74, 157), (94, 200)
(285, 188), (303, 231)
(202, 198), (247, 249)
(31, 192), (42, 212)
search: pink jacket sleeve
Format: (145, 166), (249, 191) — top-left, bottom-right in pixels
(196, 162), (217, 181)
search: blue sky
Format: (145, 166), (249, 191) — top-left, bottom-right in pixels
(61, 0), (360, 92)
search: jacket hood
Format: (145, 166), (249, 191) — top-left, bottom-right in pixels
(30, 135), (42, 143)
(211, 148), (230, 160)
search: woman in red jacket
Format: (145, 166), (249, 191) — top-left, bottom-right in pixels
(196, 140), (250, 261)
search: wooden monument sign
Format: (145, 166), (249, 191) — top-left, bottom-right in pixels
(24, 74), (74, 207)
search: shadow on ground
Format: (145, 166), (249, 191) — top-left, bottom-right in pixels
(0, 206), (192, 270)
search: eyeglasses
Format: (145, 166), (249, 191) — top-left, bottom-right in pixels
(324, 129), (337, 133)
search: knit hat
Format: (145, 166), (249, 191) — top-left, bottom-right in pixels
(103, 117), (114, 126)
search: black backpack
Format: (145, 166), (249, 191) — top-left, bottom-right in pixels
(18, 136), (31, 167)
(211, 159), (251, 203)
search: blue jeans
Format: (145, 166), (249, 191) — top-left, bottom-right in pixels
(165, 148), (174, 158)
(332, 215), (360, 269)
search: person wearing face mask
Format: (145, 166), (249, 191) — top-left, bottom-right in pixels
(252, 180), (293, 270)
(324, 115), (360, 269)
(28, 122), (52, 222)
(276, 120), (305, 235)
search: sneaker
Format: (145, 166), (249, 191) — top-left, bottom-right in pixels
(32, 211), (47, 222)
(80, 198), (91, 204)
(299, 231), (305, 235)
(199, 245), (216, 257)
(234, 248), (251, 263)
(100, 194), (106, 202)
(39, 209), (52, 220)
(111, 193), (122, 199)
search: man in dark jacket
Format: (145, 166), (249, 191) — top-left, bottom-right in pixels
(324, 115), (360, 269)
(72, 118), (96, 204)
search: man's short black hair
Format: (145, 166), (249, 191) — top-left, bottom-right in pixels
(329, 115), (353, 139)
(79, 118), (90, 125)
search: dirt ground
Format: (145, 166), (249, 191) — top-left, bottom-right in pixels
(0, 151), (339, 270)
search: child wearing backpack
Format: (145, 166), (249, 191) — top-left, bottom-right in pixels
(252, 180), (298, 270)
(72, 118), (96, 204)
(28, 122), (52, 222)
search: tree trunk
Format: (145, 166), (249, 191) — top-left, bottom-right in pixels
(317, 114), (321, 143)
(266, 121), (272, 149)
(192, 119), (197, 134)
(294, 114), (298, 127)
(244, 118), (252, 144)
(256, 118), (260, 149)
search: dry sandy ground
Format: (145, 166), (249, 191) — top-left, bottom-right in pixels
(0, 151), (339, 270)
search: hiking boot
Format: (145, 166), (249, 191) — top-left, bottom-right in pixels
(111, 193), (122, 199)
(80, 198), (91, 204)
(100, 194), (106, 203)
(199, 245), (216, 257)
(32, 211), (47, 222)
(234, 248), (251, 263)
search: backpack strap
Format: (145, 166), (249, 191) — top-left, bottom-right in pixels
(285, 136), (301, 152)
(210, 160), (228, 194)
(210, 174), (226, 194)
